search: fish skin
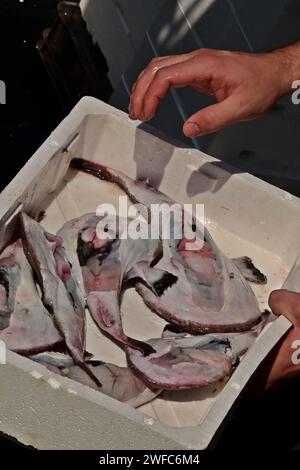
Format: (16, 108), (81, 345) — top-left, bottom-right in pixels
(56, 213), (98, 304)
(76, 214), (158, 355)
(72, 159), (263, 333)
(99, 325), (233, 390)
(162, 310), (271, 358)
(0, 239), (62, 353)
(0, 244), (21, 330)
(54, 245), (86, 323)
(19, 213), (89, 369)
(30, 351), (161, 408)
(127, 336), (232, 390)
(232, 256), (267, 285)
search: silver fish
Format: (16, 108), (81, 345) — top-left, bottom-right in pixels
(71, 159), (265, 334)
(30, 351), (160, 408)
(0, 239), (62, 353)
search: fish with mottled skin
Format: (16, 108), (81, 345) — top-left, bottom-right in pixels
(0, 239), (62, 353)
(19, 212), (101, 386)
(73, 213), (159, 356)
(71, 158), (266, 334)
(30, 351), (161, 407)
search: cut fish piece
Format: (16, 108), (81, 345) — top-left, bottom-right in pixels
(0, 243), (21, 330)
(77, 213), (160, 355)
(85, 282), (234, 389)
(0, 239), (62, 353)
(18, 213), (102, 385)
(30, 352), (161, 408)
(72, 159), (263, 333)
(56, 213), (98, 304)
(127, 336), (233, 390)
(163, 311), (270, 358)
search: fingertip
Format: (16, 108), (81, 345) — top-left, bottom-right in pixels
(268, 289), (300, 325)
(183, 121), (202, 138)
(268, 289), (285, 310)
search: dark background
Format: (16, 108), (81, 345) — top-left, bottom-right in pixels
(0, 0), (78, 190)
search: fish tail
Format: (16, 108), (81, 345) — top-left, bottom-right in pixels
(71, 158), (113, 184)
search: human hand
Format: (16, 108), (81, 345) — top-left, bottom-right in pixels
(129, 47), (296, 137)
(250, 290), (300, 394)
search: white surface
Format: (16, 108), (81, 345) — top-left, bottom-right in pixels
(0, 97), (297, 449)
(81, 0), (300, 191)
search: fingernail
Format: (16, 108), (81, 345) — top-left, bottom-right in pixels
(129, 110), (136, 120)
(185, 122), (201, 137)
(143, 115), (154, 122)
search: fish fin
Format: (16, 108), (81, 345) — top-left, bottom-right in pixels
(232, 256), (267, 285)
(162, 324), (187, 338)
(131, 266), (178, 297)
(84, 351), (94, 360)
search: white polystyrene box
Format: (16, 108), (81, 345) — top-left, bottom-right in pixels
(0, 97), (295, 450)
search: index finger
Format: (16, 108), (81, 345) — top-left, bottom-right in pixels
(140, 58), (211, 121)
(130, 51), (200, 120)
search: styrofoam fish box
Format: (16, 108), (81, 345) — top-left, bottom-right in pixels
(0, 97), (296, 449)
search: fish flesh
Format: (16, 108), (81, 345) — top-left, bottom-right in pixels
(30, 351), (160, 408)
(127, 335), (233, 390)
(89, 308), (233, 389)
(18, 213), (102, 385)
(74, 213), (160, 356)
(56, 213), (97, 305)
(71, 159), (265, 334)
(0, 242), (21, 330)
(162, 310), (271, 358)
(0, 239), (62, 353)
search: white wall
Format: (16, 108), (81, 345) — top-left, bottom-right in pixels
(80, 0), (300, 194)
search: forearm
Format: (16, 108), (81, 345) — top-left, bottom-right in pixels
(269, 40), (300, 97)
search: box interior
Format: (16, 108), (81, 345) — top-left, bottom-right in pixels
(10, 112), (299, 430)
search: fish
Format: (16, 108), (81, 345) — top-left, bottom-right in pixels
(87, 307), (233, 389)
(0, 239), (62, 353)
(162, 310), (271, 358)
(0, 242), (21, 330)
(74, 213), (160, 356)
(56, 213), (97, 305)
(19, 212), (101, 386)
(30, 351), (161, 408)
(127, 335), (233, 390)
(71, 158), (265, 334)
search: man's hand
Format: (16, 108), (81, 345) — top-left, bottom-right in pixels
(129, 46), (299, 137)
(253, 289), (300, 393)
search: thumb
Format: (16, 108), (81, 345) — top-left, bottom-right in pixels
(183, 95), (243, 138)
(269, 289), (300, 327)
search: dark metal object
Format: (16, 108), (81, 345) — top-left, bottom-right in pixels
(37, 2), (113, 111)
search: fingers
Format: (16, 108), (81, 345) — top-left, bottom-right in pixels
(269, 289), (300, 327)
(183, 95), (244, 137)
(129, 51), (201, 120)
